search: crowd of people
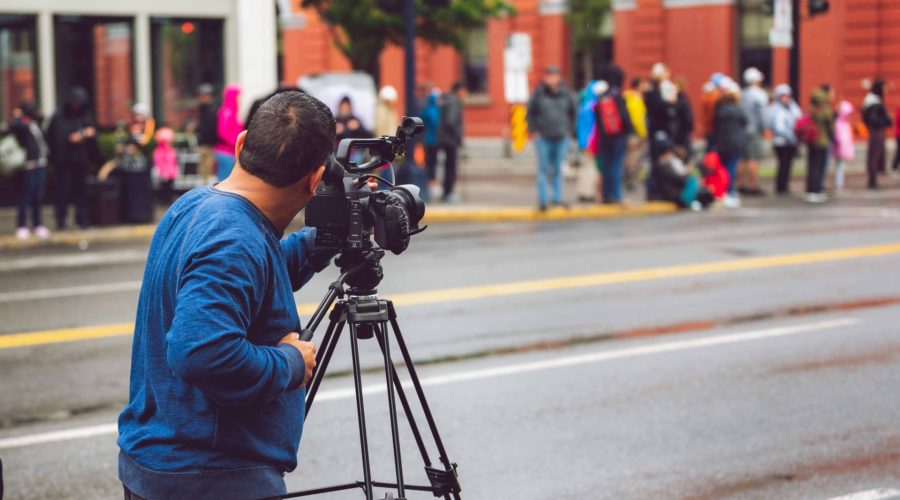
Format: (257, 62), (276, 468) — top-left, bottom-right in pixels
(537, 62), (898, 211)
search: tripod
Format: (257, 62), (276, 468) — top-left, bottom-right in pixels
(285, 249), (462, 500)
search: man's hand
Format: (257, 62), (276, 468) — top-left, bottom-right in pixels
(279, 332), (317, 387)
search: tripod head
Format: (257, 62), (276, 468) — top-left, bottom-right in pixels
(335, 248), (386, 294)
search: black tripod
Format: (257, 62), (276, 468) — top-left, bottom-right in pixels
(285, 249), (462, 500)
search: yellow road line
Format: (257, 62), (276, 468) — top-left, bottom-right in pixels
(4, 242), (900, 350)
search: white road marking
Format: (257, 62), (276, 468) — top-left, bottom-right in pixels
(828, 489), (900, 500)
(0, 249), (147, 272)
(0, 317), (857, 450)
(0, 281), (143, 303)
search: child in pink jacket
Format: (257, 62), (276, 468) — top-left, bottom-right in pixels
(831, 100), (855, 191)
(154, 127), (178, 203)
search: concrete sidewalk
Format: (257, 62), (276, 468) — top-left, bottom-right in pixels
(1, 137), (895, 251)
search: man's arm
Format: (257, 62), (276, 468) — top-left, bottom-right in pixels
(281, 227), (336, 291)
(166, 240), (309, 406)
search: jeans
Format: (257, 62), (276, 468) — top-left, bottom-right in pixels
(535, 137), (567, 206)
(774, 145), (797, 194)
(17, 167), (46, 228)
(807, 146), (827, 194)
(720, 153), (740, 194)
(215, 151), (235, 180)
(599, 136), (628, 203)
(55, 163), (89, 229)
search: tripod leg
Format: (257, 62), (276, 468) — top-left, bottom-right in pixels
(389, 317), (461, 500)
(376, 324), (406, 498)
(374, 325), (433, 468)
(304, 319), (345, 418)
(349, 323), (375, 500)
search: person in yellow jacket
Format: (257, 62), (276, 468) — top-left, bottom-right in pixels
(622, 77), (649, 190)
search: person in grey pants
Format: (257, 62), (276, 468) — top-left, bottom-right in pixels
(527, 65), (577, 211)
(435, 82), (466, 203)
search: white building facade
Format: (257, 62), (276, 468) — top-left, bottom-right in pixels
(0, 0), (280, 126)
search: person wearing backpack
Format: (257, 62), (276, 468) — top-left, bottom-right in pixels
(766, 84), (803, 194)
(8, 103), (50, 240)
(862, 77), (893, 189)
(594, 65), (634, 204)
(802, 89), (835, 202)
(527, 65), (577, 210)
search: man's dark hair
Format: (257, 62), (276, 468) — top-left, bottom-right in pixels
(630, 77), (643, 90)
(239, 91), (335, 188)
(606, 65), (624, 88)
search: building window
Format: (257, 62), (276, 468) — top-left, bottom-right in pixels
(462, 25), (489, 95)
(54, 16), (134, 128)
(151, 18), (224, 128)
(0, 15), (38, 124)
(739, 0), (773, 84)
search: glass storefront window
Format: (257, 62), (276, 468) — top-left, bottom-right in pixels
(54, 16), (134, 128)
(151, 18), (224, 128)
(0, 15), (39, 124)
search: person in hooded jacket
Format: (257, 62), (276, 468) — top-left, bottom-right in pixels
(527, 65), (577, 210)
(711, 84), (748, 207)
(831, 100), (855, 191)
(595, 65), (635, 204)
(421, 90), (441, 190)
(46, 87), (96, 229)
(861, 78), (893, 189)
(766, 84), (803, 194)
(215, 85), (244, 181)
(805, 89), (835, 202)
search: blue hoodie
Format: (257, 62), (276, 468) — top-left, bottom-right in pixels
(421, 93), (441, 146)
(118, 186), (332, 499)
(576, 81), (599, 150)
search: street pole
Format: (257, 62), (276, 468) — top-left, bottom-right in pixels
(790, 0), (800, 99)
(404, 0), (416, 162)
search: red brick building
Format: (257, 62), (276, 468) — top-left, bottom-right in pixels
(281, 0), (900, 138)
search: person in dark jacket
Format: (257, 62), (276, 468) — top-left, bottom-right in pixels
(196, 84), (218, 183)
(862, 77), (893, 189)
(595, 65), (635, 204)
(436, 81), (466, 203)
(527, 65), (576, 210)
(673, 77), (695, 157)
(421, 90), (441, 189)
(10, 103), (50, 240)
(334, 96), (370, 144)
(644, 63), (679, 161)
(46, 87), (96, 229)
(711, 85), (748, 208)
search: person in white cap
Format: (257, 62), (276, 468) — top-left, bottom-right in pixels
(129, 102), (156, 147)
(765, 84), (802, 194)
(375, 85), (400, 137)
(739, 67), (768, 196)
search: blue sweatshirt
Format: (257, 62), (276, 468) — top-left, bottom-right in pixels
(118, 186), (331, 499)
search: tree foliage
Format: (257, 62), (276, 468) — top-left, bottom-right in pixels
(565, 0), (612, 52)
(301, 0), (515, 82)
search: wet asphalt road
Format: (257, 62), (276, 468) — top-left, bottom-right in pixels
(2, 190), (900, 499)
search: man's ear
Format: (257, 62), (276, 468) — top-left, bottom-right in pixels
(306, 165), (325, 195)
(234, 130), (248, 158)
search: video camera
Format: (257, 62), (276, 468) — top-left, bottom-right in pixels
(304, 116), (426, 256)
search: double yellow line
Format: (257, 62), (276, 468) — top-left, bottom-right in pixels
(3, 242), (900, 351)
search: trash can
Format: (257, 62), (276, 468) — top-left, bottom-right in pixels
(88, 178), (121, 227)
(118, 169), (154, 224)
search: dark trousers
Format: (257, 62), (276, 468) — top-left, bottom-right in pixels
(774, 145), (797, 194)
(123, 485), (146, 499)
(893, 139), (900, 171)
(806, 146), (828, 194)
(599, 136), (628, 203)
(55, 163), (89, 229)
(437, 144), (458, 198)
(17, 167), (46, 228)
(867, 129), (886, 187)
(424, 144), (439, 181)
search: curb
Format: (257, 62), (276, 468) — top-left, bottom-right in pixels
(0, 202), (677, 251)
(422, 202), (678, 223)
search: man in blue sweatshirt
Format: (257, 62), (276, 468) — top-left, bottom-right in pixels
(118, 91), (337, 499)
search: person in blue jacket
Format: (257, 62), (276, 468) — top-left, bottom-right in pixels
(117, 91), (340, 500)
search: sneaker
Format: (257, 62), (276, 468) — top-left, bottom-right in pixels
(723, 195), (741, 209)
(805, 193), (826, 204)
(15, 227), (30, 240)
(34, 226), (51, 239)
(441, 193), (460, 204)
(538, 204), (548, 213)
(689, 201), (703, 212)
